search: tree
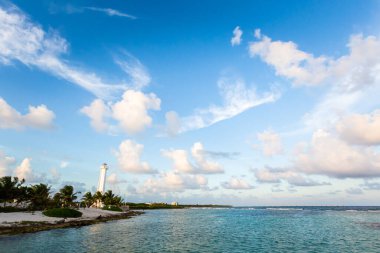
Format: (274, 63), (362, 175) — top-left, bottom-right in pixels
(93, 191), (103, 208)
(103, 190), (115, 206)
(27, 183), (51, 210)
(0, 176), (25, 207)
(56, 185), (80, 208)
(82, 192), (94, 208)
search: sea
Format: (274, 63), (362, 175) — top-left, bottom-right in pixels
(1, 206), (380, 253)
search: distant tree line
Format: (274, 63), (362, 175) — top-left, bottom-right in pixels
(0, 176), (123, 212)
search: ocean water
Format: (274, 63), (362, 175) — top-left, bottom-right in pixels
(1, 207), (380, 253)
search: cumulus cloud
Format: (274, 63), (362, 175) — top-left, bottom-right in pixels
(112, 90), (160, 134)
(15, 158), (36, 183)
(0, 98), (55, 130)
(0, 149), (16, 177)
(168, 77), (279, 134)
(254, 167), (330, 187)
(107, 173), (127, 184)
(162, 142), (224, 174)
(250, 31), (380, 131)
(0, 3), (131, 99)
(139, 172), (208, 193)
(295, 130), (380, 178)
(257, 130), (283, 156)
(249, 31), (380, 90)
(231, 26), (243, 46)
(81, 90), (161, 134)
(336, 110), (380, 145)
(221, 177), (254, 190)
(116, 139), (157, 174)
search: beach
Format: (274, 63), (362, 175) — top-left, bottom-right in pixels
(0, 208), (143, 235)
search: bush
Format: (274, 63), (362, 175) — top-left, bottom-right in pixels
(102, 205), (122, 212)
(43, 208), (82, 218)
(0, 206), (27, 213)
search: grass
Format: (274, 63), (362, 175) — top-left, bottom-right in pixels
(102, 205), (122, 212)
(43, 208), (82, 218)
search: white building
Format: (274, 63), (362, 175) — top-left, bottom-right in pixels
(96, 163), (108, 208)
(97, 163), (108, 193)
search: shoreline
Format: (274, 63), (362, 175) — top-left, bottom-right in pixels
(0, 208), (144, 236)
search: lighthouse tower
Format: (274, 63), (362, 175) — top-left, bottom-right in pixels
(97, 163), (108, 193)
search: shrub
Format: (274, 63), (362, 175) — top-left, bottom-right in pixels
(102, 205), (122, 212)
(0, 206), (27, 213)
(43, 208), (82, 218)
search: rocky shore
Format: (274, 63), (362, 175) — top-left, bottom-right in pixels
(0, 208), (144, 236)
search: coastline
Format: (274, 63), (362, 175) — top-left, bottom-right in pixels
(0, 208), (144, 236)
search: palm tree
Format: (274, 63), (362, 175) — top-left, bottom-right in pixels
(0, 176), (25, 207)
(93, 191), (103, 208)
(112, 196), (123, 207)
(103, 190), (115, 206)
(82, 192), (94, 208)
(57, 185), (80, 208)
(27, 183), (51, 210)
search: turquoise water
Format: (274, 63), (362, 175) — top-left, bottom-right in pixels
(1, 207), (380, 252)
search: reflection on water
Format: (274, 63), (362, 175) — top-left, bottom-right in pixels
(1, 208), (380, 253)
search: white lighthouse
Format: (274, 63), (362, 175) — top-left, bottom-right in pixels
(97, 163), (108, 193)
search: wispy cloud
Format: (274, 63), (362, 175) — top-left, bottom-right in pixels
(84, 7), (136, 19)
(165, 77), (280, 134)
(0, 3), (136, 99)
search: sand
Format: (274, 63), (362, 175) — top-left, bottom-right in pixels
(0, 208), (123, 226)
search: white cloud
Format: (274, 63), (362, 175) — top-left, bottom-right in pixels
(161, 149), (194, 173)
(81, 90), (161, 134)
(0, 4), (129, 99)
(221, 177), (254, 190)
(114, 53), (151, 90)
(254, 167), (329, 186)
(257, 130), (283, 156)
(231, 26), (243, 46)
(191, 142), (223, 174)
(80, 99), (110, 132)
(59, 161), (69, 169)
(0, 97), (55, 130)
(295, 130), (380, 178)
(336, 110), (380, 145)
(0, 149), (16, 177)
(250, 31), (380, 132)
(84, 7), (136, 19)
(170, 77), (279, 134)
(346, 187), (363, 195)
(107, 173), (127, 184)
(162, 142), (224, 174)
(116, 139), (156, 174)
(112, 90), (161, 134)
(139, 172), (208, 193)
(14, 158), (34, 182)
(250, 32), (380, 90)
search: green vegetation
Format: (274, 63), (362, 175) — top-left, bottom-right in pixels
(43, 208), (82, 218)
(125, 202), (232, 210)
(0, 176), (124, 212)
(0, 206), (28, 212)
(102, 205), (123, 212)
(81, 190), (123, 208)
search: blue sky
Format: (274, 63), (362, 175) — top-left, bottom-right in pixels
(1, 0), (380, 205)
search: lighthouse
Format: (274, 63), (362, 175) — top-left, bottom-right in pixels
(97, 163), (108, 193)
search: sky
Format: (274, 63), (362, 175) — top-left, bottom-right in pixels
(1, 0), (380, 206)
